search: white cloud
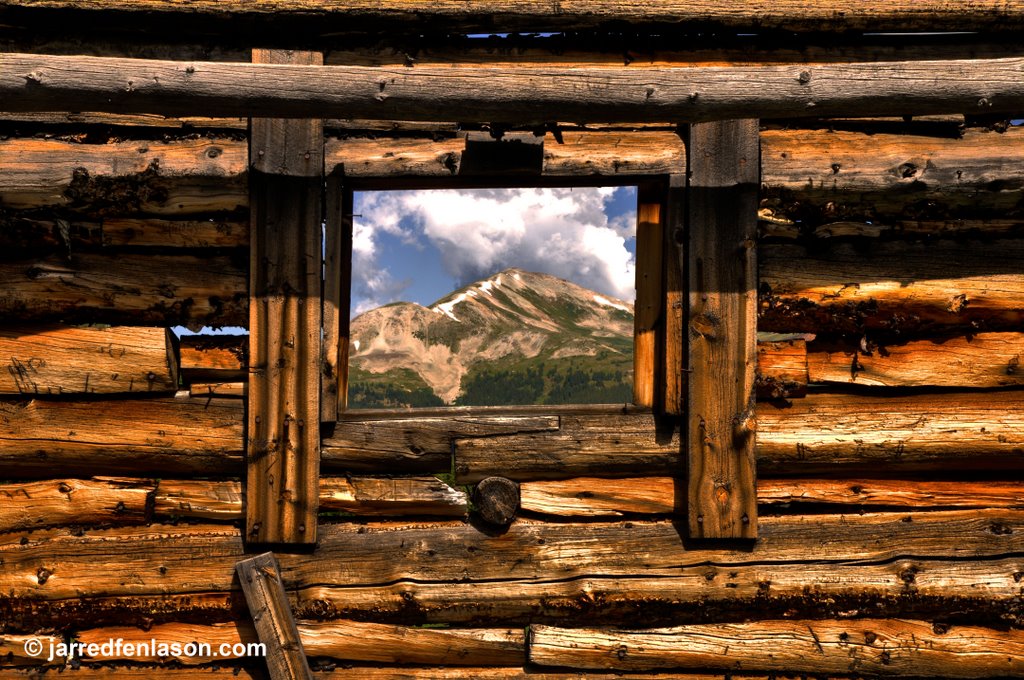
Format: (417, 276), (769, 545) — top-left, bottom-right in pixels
(351, 187), (637, 313)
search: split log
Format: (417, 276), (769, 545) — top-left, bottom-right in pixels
(0, 395), (243, 478)
(177, 334), (247, 383)
(519, 477), (1024, 517)
(327, 131), (685, 179)
(0, 137), (246, 214)
(188, 382), (244, 398)
(320, 476), (468, 517)
(0, 252), (247, 326)
(4, 1), (1024, 35)
(529, 619), (1024, 676)
(4, 513), (1024, 628)
(0, 478), (153, 533)
(0, 215), (248, 254)
(759, 239), (1024, 334)
(10, 53), (1024, 122)
(456, 391), (1024, 481)
(322, 415), (559, 473)
(153, 479), (243, 522)
(0, 325), (176, 395)
(807, 333), (1024, 388)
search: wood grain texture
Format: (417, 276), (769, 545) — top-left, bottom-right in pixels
(529, 619), (1024, 675)
(0, 395), (243, 478)
(235, 553), (313, 679)
(686, 120), (759, 540)
(760, 239), (1024, 334)
(807, 333), (1024, 388)
(189, 381), (245, 398)
(8, 53), (1024, 122)
(633, 184), (663, 408)
(0, 136), (246, 214)
(4, 513), (1024, 627)
(0, 477), (153, 533)
(0, 325), (176, 395)
(756, 338), (808, 399)
(0, 215), (247, 253)
(519, 477), (1024, 517)
(246, 49), (323, 546)
(177, 334), (247, 383)
(662, 176), (685, 415)
(321, 175), (351, 421)
(0, 252), (247, 326)
(4, 1), (1024, 33)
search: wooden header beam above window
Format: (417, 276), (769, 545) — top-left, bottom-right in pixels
(3, 1), (1024, 34)
(5, 53), (1024, 123)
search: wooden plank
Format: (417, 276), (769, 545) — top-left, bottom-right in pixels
(177, 334), (247, 383)
(5, 513), (1024, 628)
(189, 382), (245, 398)
(633, 184), (663, 408)
(246, 48), (323, 545)
(807, 332), (1024, 389)
(518, 477), (1024, 517)
(686, 120), (759, 540)
(5, 2), (1024, 34)
(0, 215), (248, 253)
(0, 477), (153, 533)
(0, 325), (176, 395)
(11, 53), (1024, 122)
(662, 175), (685, 415)
(0, 136), (246, 214)
(0, 253), (247, 326)
(760, 239), (1024, 334)
(321, 175), (352, 421)
(0, 395), (244, 478)
(235, 553), (312, 680)
(529, 619), (1024, 675)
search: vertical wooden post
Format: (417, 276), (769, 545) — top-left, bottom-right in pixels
(686, 120), (759, 540)
(322, 174), (353, 421)
(633, 183), (664, 408)
(235, 552), (313, 680)
(247, 48), (323, 545)
(663, 174), (686, 416)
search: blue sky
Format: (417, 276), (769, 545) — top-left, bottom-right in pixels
(351, 186), (638, 315)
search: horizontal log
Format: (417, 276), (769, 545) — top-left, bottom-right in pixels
(0, 634), (63, 666)
(807, 332), (1024, 388)
(0, 137), (245, 215)
(72, 620), (523, 666)
(0, 395), (243, 478)
(457, 391), (1024, 481)
(177, 334), (247, 383)
(4, 512), (1024, 628)
(0, 252), (247, 326)
(529, 619), (1024, 676)
(760, 239), (1024, 334)
(756, 338), (807, 399)
(188, 382), (244, 398)
(760, 218), (1024, 241)
(323, 415), (560, 473)
(0, 325), (176, 395)
(8, 53), (1024, 122)
(4, 1), (1024, 34)
(0, 215), (248, 253)
(327, 131), (685, 178)
(0, 668), (756, 680)
(0, 477), (152, 533)
(519, 477), (1024, 517)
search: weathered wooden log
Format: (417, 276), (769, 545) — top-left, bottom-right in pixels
(322, 415), (560, 473)
(0, 478), (153, 533)
(9, 53), (1024, 122)
(760, 218), (1024, 241)
(153, 479), (243, 522)
(456, 391), (1024, 482)
(0, 668), (756, 680)
(0, 253), (247, 326)
(0, 395), (243, 478)
(4, 1), (1024, 34)
(188, 382), (244, 398)
(519, 477), (1024, 517)
(73, 620), (523, 666)
(529, 619), (1024, 675)
(0, 215), (248, 253)
(633, 184), (663, 408)
(472, 477), (520, 526)
(0, 325), (176, 395)
(759, 239), (1024, 334)
(0, 633), (63, 667)
(4, 512), (1024, 628)
(327, 130), (685, 179)
(0, 137), (246, 214)
(177, 334), (247, 383)
(807, 333), (1024, 389)
(756, 338), (808, 398)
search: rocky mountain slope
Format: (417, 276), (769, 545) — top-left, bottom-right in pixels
(347, 268), (634, 407)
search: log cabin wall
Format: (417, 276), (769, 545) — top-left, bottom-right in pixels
(3, 5), (1024, 678)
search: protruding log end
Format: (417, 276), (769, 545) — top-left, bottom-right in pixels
(473, 476), (520, 526)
